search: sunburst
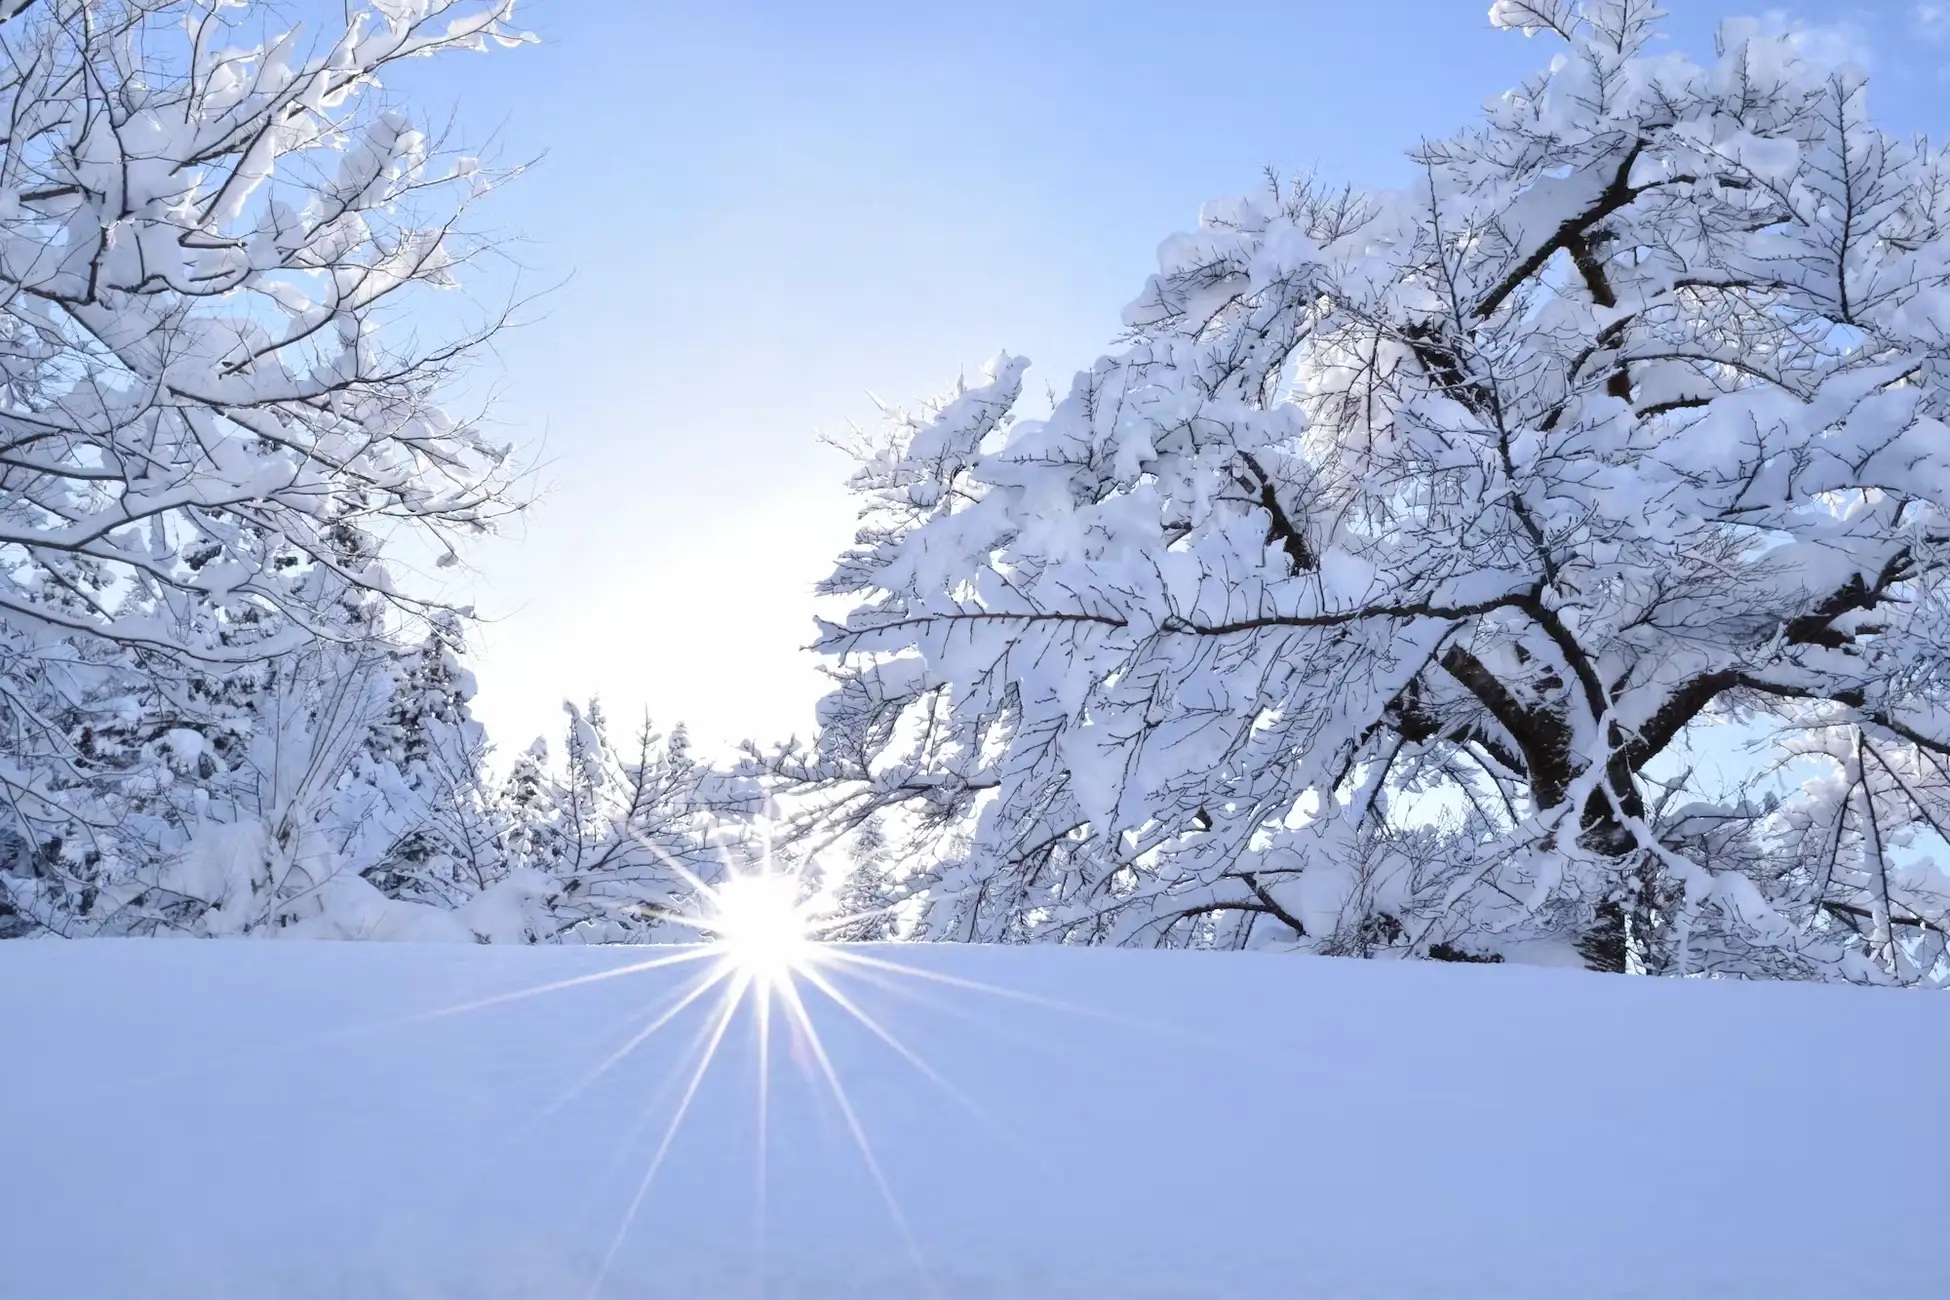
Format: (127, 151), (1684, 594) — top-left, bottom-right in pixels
(571, 852), (956, 1300)
(386, 835), (1090, 1300)
(709, 870), (820, 987)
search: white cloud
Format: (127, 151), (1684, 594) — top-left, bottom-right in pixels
(1790, 21), (1874, 69)
(1753, 10), (1873, 71)
(1918, 4), (1950, 42)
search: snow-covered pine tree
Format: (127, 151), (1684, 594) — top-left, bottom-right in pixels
(352, 612), (508, 907)
(501, 736), (563, 873)
(0, 0), (529, 934)
(767, 2), (1950, 983)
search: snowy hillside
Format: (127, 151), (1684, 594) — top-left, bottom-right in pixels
(4, 941), (1943, 1299)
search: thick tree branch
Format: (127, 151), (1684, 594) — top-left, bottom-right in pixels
(1237, 451), (1316, 572)
(1624, 551), (1921, 769)
(1475, 141), (1682, 321)
(1439, 643), (1571, 805)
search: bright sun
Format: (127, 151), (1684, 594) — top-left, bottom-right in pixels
(709, 873), (814, 982)
(472, 845), (1020, 1300)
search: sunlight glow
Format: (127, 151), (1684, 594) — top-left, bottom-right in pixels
(495, 827), (1095, 1300)
(708, 872), (816, 984)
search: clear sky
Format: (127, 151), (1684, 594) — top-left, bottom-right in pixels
(393, 1), (1950, 761)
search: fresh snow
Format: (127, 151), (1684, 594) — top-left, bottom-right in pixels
(4, 941), (1944, 1298)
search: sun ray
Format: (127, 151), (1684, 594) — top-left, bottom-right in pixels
(424, 966), (739, 1201)
(825, 955), (1181, 1113)
(587, 974), (759, 1200)
(821, 948), (1112, 1020)
(411, 945), (720, 1025)
(587, 970), (752, 1300)
(618, 824), (733, 906)
(105, 945), (724, 1104)
(752, 975), (773, 1300)
(823, 948), (1241, 1054)
(773, 975), (939, 1300)
(831, 946), (1272, 1066)
(795, 961), (1028, 1164)
(537, 963), (735, 1122)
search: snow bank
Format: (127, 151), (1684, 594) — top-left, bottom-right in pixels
(2, 942), (1943, 1298)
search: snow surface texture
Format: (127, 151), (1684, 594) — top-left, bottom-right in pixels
(4, 942), (1944, 1299)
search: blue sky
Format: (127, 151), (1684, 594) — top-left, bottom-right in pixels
(395, 1), (1950, 758)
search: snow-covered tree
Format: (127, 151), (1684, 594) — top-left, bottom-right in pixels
(2, 573), (507, 937)
(352, 612), (509, 906)
(0, 0), (530, 934)
(769, 4), (1950, 982)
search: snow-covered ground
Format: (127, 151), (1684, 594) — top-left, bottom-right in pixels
(3, 941), (1943, 1299)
